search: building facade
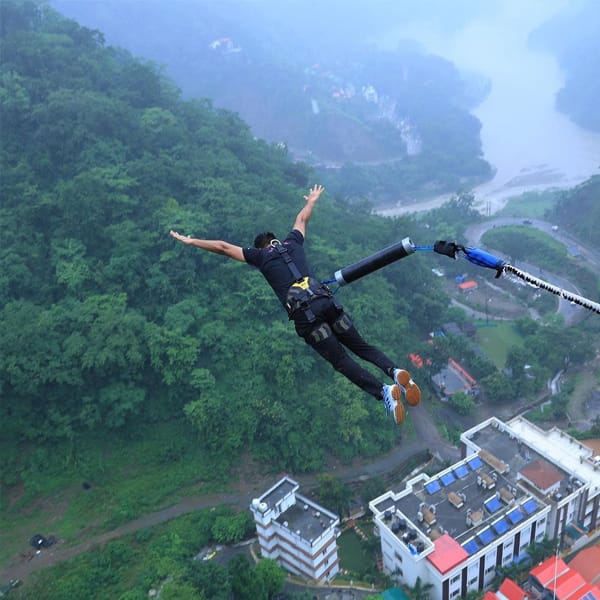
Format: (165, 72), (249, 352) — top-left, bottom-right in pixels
(250, 476), (340, 582)
(369, 416), (600, 600)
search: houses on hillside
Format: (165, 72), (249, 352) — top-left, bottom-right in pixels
(251, 416), (600, 598)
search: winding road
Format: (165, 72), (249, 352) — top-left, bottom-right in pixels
(464, 217), (600, 326)
(5, 221), (598, 585)
(1, 403), (459, 584)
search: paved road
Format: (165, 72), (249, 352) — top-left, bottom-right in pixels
(10, 223), (597, 585)
(1, 401), (459, 584)
(463, 217), (599, 325)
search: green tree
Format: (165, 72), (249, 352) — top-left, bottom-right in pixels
(229, 554), (261, 600)
(406, 576), (434, 600)
(480, 371), (516, 404)
(449, 391), (476, 415)
(254, 559), (287, 600)
(316, 474), (352, 517)
(211, 512), (254, 545)
(184, 561), (230, 600)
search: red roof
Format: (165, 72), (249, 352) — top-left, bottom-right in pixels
(498, 578), (529, 599)
(426, 534), (468, 574)
(519, 459), (563, 491)
(570, 582), (600, 600)
(483, 593), (499, 600)
(549, 569), (586, 600)
(530, 556), (569, 587)
(569, 546), (600, 584)
(458, 280), (478, 290)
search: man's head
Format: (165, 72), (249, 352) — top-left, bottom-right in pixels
(253, 231), (276, 249)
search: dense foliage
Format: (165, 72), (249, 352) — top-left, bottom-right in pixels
(0, 1), (452, 483)
(548, 175), (600, 251)
(50, 0), (492, 202)
(13, 507), (283, 600)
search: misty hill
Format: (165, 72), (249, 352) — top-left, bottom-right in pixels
(1, 0), (453, 474)
(50, 0), (492, 202)
(530, 1), (600, 132)
(548, 175), (600, 251)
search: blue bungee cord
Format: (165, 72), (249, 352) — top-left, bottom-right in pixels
(319, 237), (600, 315)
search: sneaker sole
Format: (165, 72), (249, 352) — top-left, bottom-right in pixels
(404, 383), (421, 407)
(395, 369), (421, 407)
(395, 399), (406, 424)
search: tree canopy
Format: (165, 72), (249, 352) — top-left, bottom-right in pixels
(0, 0), (454, 477)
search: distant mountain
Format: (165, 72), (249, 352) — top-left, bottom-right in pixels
(530, 1), (600, 132)
(50, 0), (492, 202)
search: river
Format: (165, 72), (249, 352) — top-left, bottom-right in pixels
(377, 0), (600, 216)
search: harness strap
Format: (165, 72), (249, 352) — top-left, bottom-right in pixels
(270, 239), (341, 322)
(271, 239), (303, 282)
(309, 323), (332, 344)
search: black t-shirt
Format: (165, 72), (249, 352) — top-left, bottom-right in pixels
(243, 229), (313, 307)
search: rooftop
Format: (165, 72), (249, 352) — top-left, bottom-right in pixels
(371, 418), (596, 559)
(507, 417), (600, 498)
(426, 534), (468, 574)
(259, 477), (298, 509)
(275, 493), (338, 545)
(569, 546), (600, 585)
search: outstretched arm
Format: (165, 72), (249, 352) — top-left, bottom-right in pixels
(292, 184), (324, 237)
(169, 230), (245, 262)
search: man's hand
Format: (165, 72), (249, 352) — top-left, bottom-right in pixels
(304, 184), (324, 204)
(293, 184), (324, 236)
(170, 230), (194, 245)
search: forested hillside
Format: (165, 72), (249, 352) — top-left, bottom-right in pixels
(0, 0), (451, 481)
(548, 175), (600, 250)
(50, 0), (492, 202)
(531, 1), (600, 132)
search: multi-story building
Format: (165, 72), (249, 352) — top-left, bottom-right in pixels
(250, 476), (340, 582)
(369, 416), (600, 600)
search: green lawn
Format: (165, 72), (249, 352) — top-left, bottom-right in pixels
(474, 320), (523, 369)
(1, 421), (230, 569)
(495, 189), (562, 218)
(338, 529), (366, 572)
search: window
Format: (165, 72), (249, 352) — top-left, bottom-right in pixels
(450, 574), (460, 584)
(468, 576), (478, 586)
(395, 552), (403, 562)
(485, 565), (495, 575)
(450, 588), (461, 598)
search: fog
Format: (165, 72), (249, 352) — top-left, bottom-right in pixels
(372, 0), (600, 208)
(52, 0), (600, 209)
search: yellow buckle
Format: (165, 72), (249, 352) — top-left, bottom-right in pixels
(292, 276), (311, 290)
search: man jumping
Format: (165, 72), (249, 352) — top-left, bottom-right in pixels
(170, 184), (420, 424)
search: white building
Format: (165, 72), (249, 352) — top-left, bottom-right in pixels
(250, 476), (340, 582)
(369, 416), (600, 600)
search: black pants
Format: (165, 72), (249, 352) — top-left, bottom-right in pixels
(293, 297), (395, 399)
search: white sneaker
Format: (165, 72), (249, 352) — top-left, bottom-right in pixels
(394, 369), (421, 407)
(382, 384), (405, 425)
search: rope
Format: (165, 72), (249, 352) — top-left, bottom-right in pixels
(503, 264), (600, 315)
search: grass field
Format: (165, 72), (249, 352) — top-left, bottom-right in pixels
(337, 529), (367, 573)
(474, 320), (523, 369)
(495, 189), (562, 219)
(0, 421), (230, 569)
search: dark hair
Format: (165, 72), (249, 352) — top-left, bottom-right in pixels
(254, 231), (276, 249)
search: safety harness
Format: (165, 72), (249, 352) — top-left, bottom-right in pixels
(270, 239), (339, 322)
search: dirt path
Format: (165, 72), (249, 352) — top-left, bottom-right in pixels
(1, 402), (458, 584)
